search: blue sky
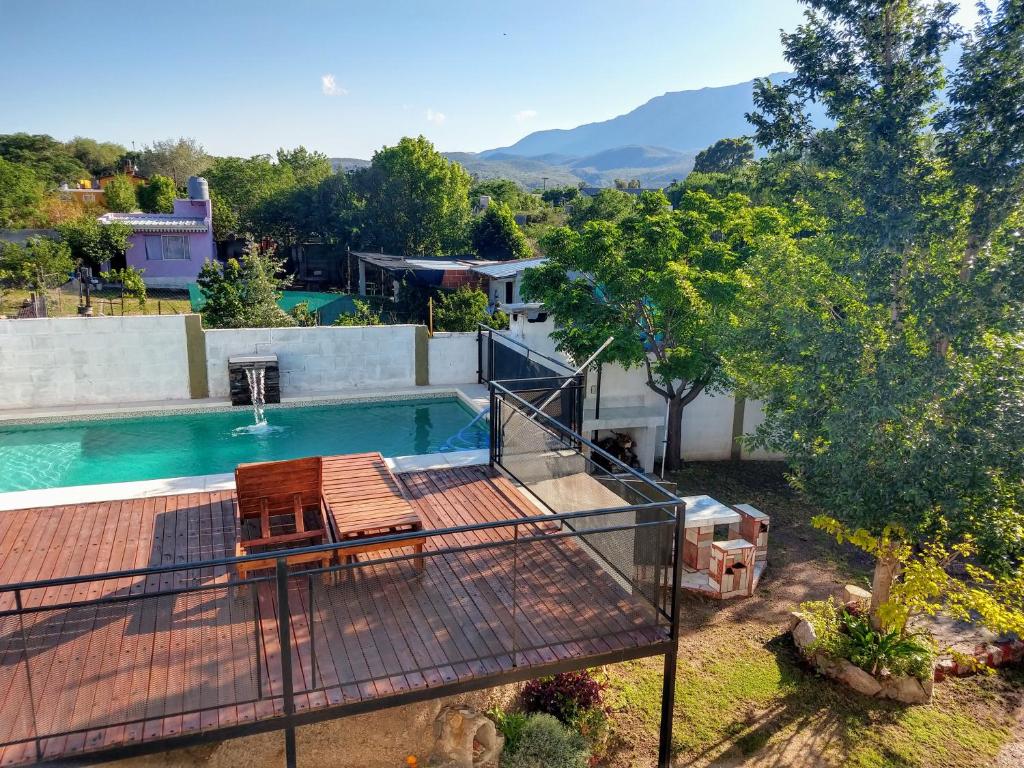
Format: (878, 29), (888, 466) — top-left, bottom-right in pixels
(0, 0), (986, 159)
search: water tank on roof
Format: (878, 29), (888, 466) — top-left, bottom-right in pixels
(187, 176), (209, 201)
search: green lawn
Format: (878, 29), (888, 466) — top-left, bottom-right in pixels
(1, 287), (192, 317)
(597, 462), (1022, 768)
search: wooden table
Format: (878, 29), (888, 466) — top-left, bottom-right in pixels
(321, 452), (427, 570)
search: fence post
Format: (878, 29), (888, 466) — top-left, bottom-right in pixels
(276, 559), (297, 768)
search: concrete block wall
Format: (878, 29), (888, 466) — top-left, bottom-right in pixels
(204, 325), (420, 398)
(427, 332), (478, 385)
(0, 316), (191, 408)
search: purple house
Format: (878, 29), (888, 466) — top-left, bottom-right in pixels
(99, 176), (215, 288)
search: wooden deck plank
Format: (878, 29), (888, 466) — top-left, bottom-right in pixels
(0, 465), (667, 767)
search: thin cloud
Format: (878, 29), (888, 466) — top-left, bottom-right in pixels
(321, 74), (347, 96)
(426, 108), (446, 125)
(514, 109), (538, 124)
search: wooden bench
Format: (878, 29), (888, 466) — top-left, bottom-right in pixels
(234, 456), (333, 580)
(322, 453), (427, 572)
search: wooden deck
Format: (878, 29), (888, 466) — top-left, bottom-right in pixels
(0, 465), (668, 766)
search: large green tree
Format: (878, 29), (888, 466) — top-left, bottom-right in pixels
(137, 174), (177, 214)
(736, 0), (1024, 623)
(0, 157), (45, 227)
(523, 190), (787, 470)
(65, 137), (127, 176)
(103, 174), (138, 212)
(138, 137), (209, 187)
(471, 202), (531, 260)
(196, 247), (296, 329)
(0, 133), (89, 186)
(355, 136), (472, 255)
(57, 216), (133, 271)
(693, 138), (754, 174)
(0, 236), (74, 294)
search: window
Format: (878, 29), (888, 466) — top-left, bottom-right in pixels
(144, 235), (162, 260)
(504, 280), (514, 303)
(162, 236), (189, 260)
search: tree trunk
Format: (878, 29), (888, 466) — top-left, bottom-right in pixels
(869, 554), (900, 631)
(663, 395), (685, 473)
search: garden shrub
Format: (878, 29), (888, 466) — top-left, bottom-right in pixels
(568, 705), (610, 762)
(796, 598), (935, 680)
(487, 708), (528, 754)
(522, 671), (604, 724)
(500, 713), (588, 768)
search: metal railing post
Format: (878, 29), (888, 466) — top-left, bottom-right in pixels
(252, 582), (262, 699)
(14, 589), (43, 763)
(276, 559), (297, 768)
(308, 574), (317, 690)
(510, 523), (519, 668)
(489, 389), (499, 467)
(657, 502), (686, 768)
(477, 325), (483, 383)
(488, 329), (495, 383)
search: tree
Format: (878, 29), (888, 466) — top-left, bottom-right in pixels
(103, 174), (137, 212)
(0, 157), (45, 227)
(137, 174), (177, 214)
(432, 286), (492, 332)
(65, 137), (126, 176)
(100, 266), (147, 308)
(736, 0), (1024, 627)
(693, 138), (754, 174)
(524, 191), (786, 470)
(566, 188), (636, 230)
(290, 300), (316, 326)
(470, 178), (523, 208)
(57, 216), (133, 270)
(0, 236), (74, 294)
(471, 202), (532, 260)
(275, 146), (331, 186)
(541, 186), (580, 207)
(205, 153), (298, 240)
(0, 133), (89, 186)
(196, 247), (295, 329)
(138, 138), (209, 187)
(333, 299), (382, 326)
(355, 136), (472, 255)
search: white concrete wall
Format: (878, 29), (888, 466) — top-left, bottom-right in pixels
(0, 316), (191, 408)
(428, 332), (478, 385)
(204, 325), (419, 398)
(741, 398), (784, 460)
(681, 391), (737, 460)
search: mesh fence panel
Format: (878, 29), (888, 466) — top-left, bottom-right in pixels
(2, 579), (262, 747)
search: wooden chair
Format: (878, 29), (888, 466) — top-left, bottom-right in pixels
(234, 456), (333, 580)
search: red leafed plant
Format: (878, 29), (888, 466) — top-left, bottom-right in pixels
(522, 671), (605, 724)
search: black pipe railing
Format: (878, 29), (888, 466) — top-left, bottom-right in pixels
(0, 386), (684, 764)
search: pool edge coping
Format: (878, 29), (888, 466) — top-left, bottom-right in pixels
(0, 384), (488, 426)
(0, 448), (491, 512)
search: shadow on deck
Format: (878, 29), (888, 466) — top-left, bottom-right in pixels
(0, 465), (675, 766)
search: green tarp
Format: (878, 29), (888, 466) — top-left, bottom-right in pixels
(187, 284), (362, 325)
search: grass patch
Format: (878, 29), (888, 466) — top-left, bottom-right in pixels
(604, 640), (1017, 767)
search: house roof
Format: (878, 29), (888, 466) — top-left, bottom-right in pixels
(98, 212), (209, 234)
(470, 257), (547, 279)
(352, 251), (491, 272)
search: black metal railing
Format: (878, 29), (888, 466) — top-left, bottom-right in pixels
(0, 421), (683, 763)
(477, 324), (578, 384)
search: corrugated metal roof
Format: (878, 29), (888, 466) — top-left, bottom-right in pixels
(352, 252), (491, 271)
(471, 257), (547, 279)
(98, 213), (209, 233)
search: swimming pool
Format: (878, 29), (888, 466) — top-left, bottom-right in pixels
(0, 397), (488, 492)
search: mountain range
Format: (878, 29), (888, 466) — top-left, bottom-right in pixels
(333, 72), (804, 188)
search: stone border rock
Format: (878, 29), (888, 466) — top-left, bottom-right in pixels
(789, 612), (933, 704)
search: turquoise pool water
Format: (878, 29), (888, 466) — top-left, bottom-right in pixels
(0, 397), (488, 492)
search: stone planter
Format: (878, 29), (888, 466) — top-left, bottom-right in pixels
(790, 613), (933, 704)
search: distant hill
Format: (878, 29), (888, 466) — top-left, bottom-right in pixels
(483, 74), (793, 159)
(330, 157), (370, 172)
(443, 152), (583, 189)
